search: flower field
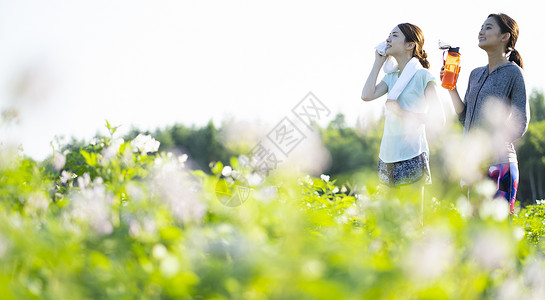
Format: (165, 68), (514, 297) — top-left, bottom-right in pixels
(1, 131), (545, 300)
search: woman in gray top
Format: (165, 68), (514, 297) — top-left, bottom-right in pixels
(446, 13), (530, 213)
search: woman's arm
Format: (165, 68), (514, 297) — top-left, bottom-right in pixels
(440, 67), (465, 114)
(507, 71), (529, 141)
(361, 51), (388, 101)
(448, 88), (465, 114)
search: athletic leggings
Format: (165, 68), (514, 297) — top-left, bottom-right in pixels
(488, 163), (519, 214)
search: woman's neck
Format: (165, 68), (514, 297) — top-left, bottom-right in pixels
(487, 48), (509, 73)
(393, 53), (412, 75)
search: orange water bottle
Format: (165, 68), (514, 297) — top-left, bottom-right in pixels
(441, 47), (461, 90)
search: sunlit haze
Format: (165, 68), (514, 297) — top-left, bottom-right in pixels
(0, 0), (543, 160)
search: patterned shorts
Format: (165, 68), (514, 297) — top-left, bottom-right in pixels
(378, 152), (431, 187)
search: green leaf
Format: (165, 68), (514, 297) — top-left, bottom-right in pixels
(80, 150), (97, 167)
(211, 161), (223, 175)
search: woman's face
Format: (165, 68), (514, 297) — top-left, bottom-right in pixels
(385, 26), (411, 56)
(478, 17), (509, 51)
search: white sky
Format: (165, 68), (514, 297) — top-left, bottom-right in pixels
(1, 0), (544, 160)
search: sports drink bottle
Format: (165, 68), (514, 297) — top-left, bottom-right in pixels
(441, 47), (461, 90)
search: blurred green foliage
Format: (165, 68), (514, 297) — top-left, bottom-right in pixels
(1, 90), (544, 299)
(1, 121), (545, 299)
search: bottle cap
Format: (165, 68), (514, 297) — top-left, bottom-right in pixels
(449, 47), (460, 53)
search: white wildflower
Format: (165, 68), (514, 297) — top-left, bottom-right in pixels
(143, 218), (157, 235)
(248, 172), (264, 186)
(60, 170), (76, 184)
(129, 220), (142, 238)
(52, 151), (66, 171)
(238, 155), (250, 167)
(102, 138), (124, 160)
(77, 173), (91, 190)
(131, 134), (160, 154)
(456, 197), (473, 218)
(152, 244), (168, 259)
(474, 180), (497, 198)
(255, 186), (277, 203)
(24, 193), (49, 217)
(480, 199), (509, 221)
(524, 257), (545, 299)
(161, 255), (180, 278)
(94, 177), (103, 186)
(320, 174), (330, 182)
(154, 156), (163, 166)
(151, 157), (206, 223)
(178, 154), (188, 164)
(129, 217), (157, 238)
(90, 137), (100, 146)
(513, 226), (525, 241)
(69, 185), (114, 235)
(231, 170), (240, 180)
(222, 166), (233, 177)
(125, 182), (144, 202)
(405, 231), (454, 280)
(471, 229), (513, 270)
(497, 277), (523, 300)
(0, 143), (21, 170)
(345, 206), (359, 218)
(355, 193), (371, 206)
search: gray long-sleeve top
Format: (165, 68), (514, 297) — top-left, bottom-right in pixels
(458, 62), (530, 164)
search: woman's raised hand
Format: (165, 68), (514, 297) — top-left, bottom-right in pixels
(439, 66), (445, 81)
(375, 50), (388, 65)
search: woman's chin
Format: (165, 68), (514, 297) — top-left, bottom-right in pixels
(477, 41), (488, 50)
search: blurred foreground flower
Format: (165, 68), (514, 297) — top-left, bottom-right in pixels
(23, 192), (50, 217)
(67, 183), (114, 235)
(131, 134), (160, 154)
(471, 228), (514, 270)
(479, 198), (510, 221)
(151, 155), (206, 224)
(0, 142), (23, 169)
(52, 151), (66, 171)
(404, 230), (455, 280)
(77, 173), (91, 190)
(102, 137), (125, 160)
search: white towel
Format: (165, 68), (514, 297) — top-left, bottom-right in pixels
(375, 41), (398, 73)
(387, 57), (422, 100)
(374, 42), (423, 101)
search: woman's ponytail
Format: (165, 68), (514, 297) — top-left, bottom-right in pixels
(508, 48), (524, 69)
(417, 49), (430, 69)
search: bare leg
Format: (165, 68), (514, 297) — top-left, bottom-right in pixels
(420, 184), (425, 226)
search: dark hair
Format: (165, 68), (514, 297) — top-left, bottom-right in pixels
(397, 23), (429, 69)
(488, 13), (524, 69)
